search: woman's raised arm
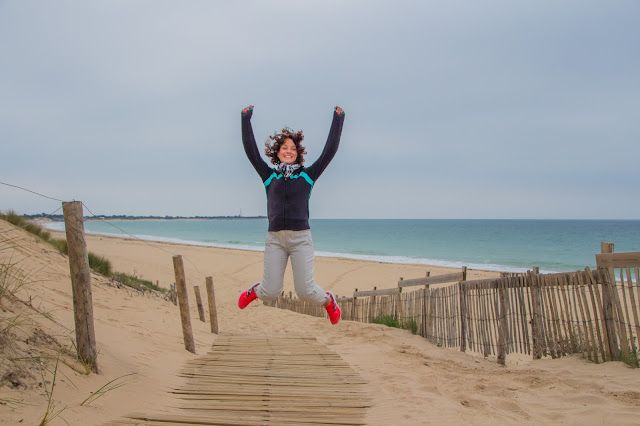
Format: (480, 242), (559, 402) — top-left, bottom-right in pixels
(241, 105), (271, 180)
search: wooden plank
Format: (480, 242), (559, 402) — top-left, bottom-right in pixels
(596, 252), (640, 269)
(398, 271), (465, 288)
(110, 334), (369, 425)
(354, 287), (400, 298)
(462, 277), (500, 287)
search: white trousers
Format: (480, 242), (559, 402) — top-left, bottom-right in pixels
(255, 230), (328, 305)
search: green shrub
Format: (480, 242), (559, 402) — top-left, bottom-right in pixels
(371, 314), (401, 328)
(111, 273), (166, 293)
(372, 314), (418, 335)
(1, 212), (165, 296)
(49, 238), (67, 254)
(0, 210), (51, 241)
(88, 253), (111, 276)
(402, 318), (418, 335)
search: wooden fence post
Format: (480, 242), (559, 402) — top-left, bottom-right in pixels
(497, 279), (508, 366)
(459, 281), (466, 353)
(599, 242), (619, 359)
(205, 277), (219, 334)
(352, 288), (358, 322)
(194, 285), (205, 322)
(395, 287), (404, 323)
(63, 201), (99, 373)
(530, 272), (543, 359)
(601, 242), (614, 255)
(170, 284), (177, 305)
(368, 287), (377, 323)
(172, 255), (195, 353)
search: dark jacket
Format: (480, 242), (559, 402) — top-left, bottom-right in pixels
(242, 109), (345, 232)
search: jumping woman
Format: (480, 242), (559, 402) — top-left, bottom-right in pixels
(238, 105), (345, 325)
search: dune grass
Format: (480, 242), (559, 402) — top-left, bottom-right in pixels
(0, 210), (165, 294)
(371, 314), (418, 335)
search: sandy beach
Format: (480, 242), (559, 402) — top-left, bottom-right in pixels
(1, 221), (639, 425)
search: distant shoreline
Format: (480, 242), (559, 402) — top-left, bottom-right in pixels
(26, 215), (267, 222)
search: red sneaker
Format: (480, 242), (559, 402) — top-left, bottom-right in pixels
(238, 283), (260, 309)
(324, 292), (341, 325)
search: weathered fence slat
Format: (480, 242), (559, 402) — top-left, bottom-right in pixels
(497, 280), (508, 365)
(398, 270), (465, 288)
(584, 270), (606, 362)
(609, 267), (631, 361)
(626, 268), (640, 355)
(586, 268), (610, 360)
(595, 252), (640, 268)
(578, 272), (599, 362)
(619, 269), (635, 355)
(557, 274), (575, 354)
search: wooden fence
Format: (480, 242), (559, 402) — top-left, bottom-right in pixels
(265, 251), (640, 366)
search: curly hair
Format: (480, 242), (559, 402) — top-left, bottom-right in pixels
(264, 127), (307, 166)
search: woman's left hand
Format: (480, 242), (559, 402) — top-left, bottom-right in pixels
(335, 106), (344, 115)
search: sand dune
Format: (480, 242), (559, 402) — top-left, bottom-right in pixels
(1, 221), (638, 425)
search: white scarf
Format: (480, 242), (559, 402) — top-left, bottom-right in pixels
(277, 163), (300, 178)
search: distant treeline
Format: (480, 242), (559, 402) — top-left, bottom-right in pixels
(23, 214), (266, 221)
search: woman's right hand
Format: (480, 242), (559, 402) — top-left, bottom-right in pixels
(242, 105), (254, 115)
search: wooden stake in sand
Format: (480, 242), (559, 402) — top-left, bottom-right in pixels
(173, 255), (196, 353)
(194, 286), (206, 322)
(598, 242), (619, 359)
(63, 201), (99, 373)
(205, 277), (219, 334)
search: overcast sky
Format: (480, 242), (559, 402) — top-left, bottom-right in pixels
(1, 1), (638, 219)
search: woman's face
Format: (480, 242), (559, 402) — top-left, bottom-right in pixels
(277, 138), (298, 164)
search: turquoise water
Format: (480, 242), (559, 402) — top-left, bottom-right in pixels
(46, 219), (640, 273)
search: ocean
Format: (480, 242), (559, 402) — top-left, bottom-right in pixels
(44, 219), (639, 274)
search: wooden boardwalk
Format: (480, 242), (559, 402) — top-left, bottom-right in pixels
(107, 334), (370, 425)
